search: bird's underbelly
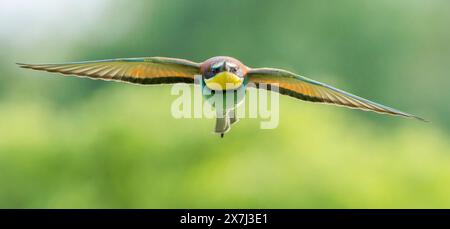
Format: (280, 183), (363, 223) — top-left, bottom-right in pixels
(201, 83), (246, 112)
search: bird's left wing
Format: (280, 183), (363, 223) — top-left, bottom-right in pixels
(18, 57), (201, 85)
(247, 68), (426, 121)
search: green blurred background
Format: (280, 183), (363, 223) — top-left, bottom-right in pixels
(0, 0), (449, 208)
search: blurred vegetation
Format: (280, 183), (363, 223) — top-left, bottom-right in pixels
(0, 0), (449, 208)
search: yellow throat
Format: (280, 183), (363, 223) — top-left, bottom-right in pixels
(204, 72), (244, 90)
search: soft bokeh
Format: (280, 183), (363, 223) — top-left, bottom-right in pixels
(0, 0), (449, 208)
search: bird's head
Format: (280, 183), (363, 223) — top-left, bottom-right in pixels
(201, 57), (247, 91)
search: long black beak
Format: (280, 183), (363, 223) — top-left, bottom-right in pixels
(219, 61), (230, 72)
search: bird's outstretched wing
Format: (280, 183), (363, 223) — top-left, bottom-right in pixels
(18, 57), (201, 85)
(247, 68), (426, 121)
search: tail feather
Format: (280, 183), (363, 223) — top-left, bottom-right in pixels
(215, 115), (231, 136)
(214, 110), (240, 138)
(229, 112), (239, 125)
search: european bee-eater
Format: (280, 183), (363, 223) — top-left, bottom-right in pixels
(18, 56), (425, 137)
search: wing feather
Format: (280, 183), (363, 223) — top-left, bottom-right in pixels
(18, 57), (201, 85)
(247, 68), (426, 121)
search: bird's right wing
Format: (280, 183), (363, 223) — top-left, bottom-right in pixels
(18, 57), (201, 85)
(247, 67), (426, 121)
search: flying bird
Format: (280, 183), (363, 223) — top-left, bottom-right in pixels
(18, 56), (425, 137)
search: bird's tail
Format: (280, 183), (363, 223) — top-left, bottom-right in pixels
(214, 110), (239, 138)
